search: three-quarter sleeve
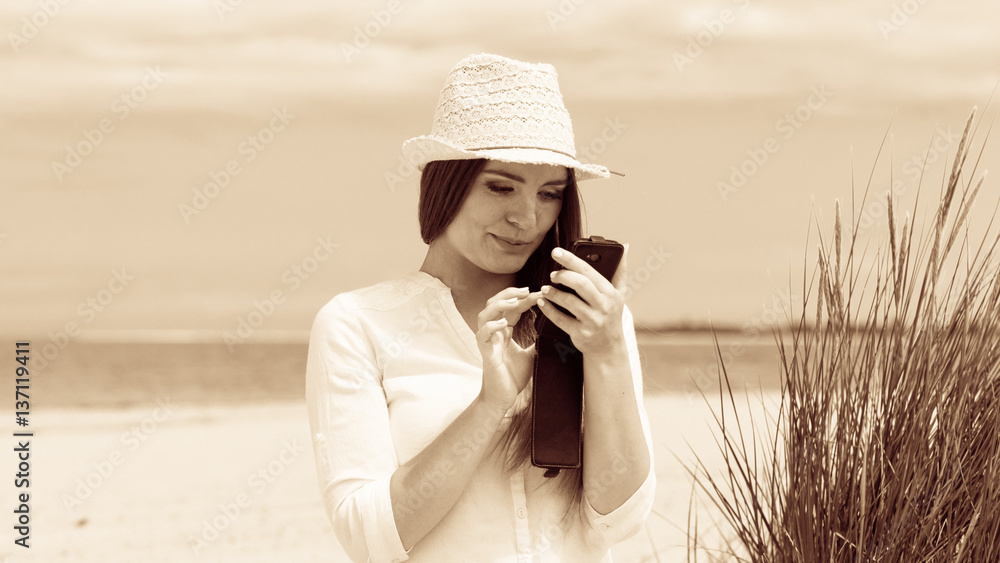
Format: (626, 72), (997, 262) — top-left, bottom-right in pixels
(305, 294), (410, 563)
(580, 304), (657, 548)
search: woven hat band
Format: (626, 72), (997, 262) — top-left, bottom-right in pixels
(467, 145), (579, 160)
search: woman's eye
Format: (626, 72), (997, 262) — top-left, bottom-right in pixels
(540, 190), (564, 201)
(486, 184), (514, 194)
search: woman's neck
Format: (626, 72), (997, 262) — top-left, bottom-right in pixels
(420, 246), (517, 329)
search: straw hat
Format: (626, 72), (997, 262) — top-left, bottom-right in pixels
(401, 53), (613, 181)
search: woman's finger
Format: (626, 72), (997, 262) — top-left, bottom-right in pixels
(535, 295), (578, 334)
(479, 290), (524, 327)
(549, 269), (604, 309)
(504, 291), (543, 316)
(479, 291), (543, 327)
(486, 286), (531, 306)
(476, 317), (508, 345)
(610, 243), (629, 293)
(550, 247), (616, 295)
(539, 284), (595, 323)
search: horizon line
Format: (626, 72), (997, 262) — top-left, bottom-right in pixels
(3, 324), (780, 345)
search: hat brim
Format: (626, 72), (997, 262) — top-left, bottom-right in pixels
(401, 136), (612, 181)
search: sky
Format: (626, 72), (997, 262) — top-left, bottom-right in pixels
(2, 0), (1000, 340)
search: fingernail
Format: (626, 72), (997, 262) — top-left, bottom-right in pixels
(499, 317), (508, 324)
(541, 285), (551, 295)
(537, 298), (546, 307)
(549, 270), (557, 279)
(518, 287), (529, 292)
(507, 297), (518, 303)
(552, 248), (563, 258)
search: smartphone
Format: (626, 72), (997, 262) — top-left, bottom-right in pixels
(548, 236), (625, 319)
(531, 236), (624, 474)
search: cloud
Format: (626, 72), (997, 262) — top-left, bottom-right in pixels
(1, 0), (998, 112)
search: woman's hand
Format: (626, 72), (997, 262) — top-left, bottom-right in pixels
(537, 245), (629, 357)
(476, 287), (543, 412)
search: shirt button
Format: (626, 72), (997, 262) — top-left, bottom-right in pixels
(517, 508), (527, 519)
(599, 523), (609, 531)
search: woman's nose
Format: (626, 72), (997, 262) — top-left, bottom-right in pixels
(505, 195), (537, 231)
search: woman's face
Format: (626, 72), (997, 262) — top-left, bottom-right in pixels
(436, 161), (568, 276)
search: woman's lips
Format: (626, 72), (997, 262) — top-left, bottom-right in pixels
(490, 233), (533, 249)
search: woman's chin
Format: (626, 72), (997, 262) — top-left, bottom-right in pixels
(480, 256), (530, 276)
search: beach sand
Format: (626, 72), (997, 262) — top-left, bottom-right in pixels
(8, 391), (781, 562)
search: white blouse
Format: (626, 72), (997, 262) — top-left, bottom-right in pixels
(305, 271), (655, 562)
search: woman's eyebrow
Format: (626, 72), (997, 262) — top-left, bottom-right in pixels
(482, 169), (567, 187)
(482, 170), (525, 183)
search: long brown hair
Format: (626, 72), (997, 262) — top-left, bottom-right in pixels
(418, 158), (584, 499)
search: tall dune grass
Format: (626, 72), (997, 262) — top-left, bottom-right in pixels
(688, 108), (1000, 562)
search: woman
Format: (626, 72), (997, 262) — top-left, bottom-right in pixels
(306, 53), (655, 562)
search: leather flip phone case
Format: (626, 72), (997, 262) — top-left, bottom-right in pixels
(531, 326), (584, 471)
(530, 236), (623, 474)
